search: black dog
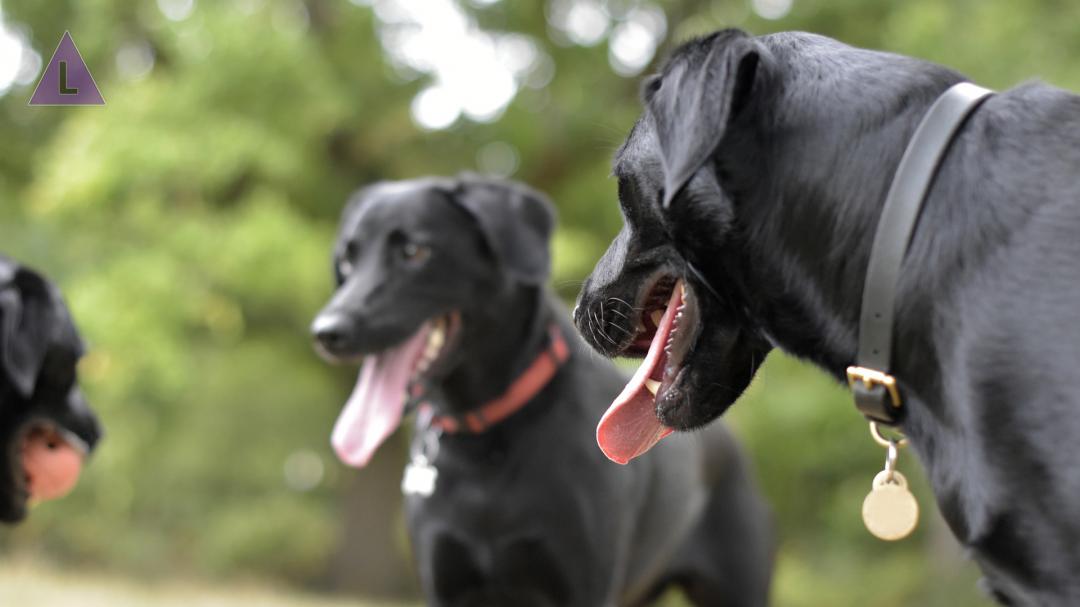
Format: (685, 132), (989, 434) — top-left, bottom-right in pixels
(312, 176), (773, 606)
(575, 28), (1080, 604)
(0, 256), (101, 523)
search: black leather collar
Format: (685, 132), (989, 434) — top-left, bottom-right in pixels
(848, 82), (995, 424)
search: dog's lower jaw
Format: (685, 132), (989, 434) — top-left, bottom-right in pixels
(654, 368), (738, 431)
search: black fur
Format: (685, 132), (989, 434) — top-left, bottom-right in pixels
(0, 256), (101, 522)
(313, 175), (774, 607)
(575, 29), (1080, 604)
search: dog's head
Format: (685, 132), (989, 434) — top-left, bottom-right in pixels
(311, 175), (555, 467)
(0, 258), (102, 522)
(575, 30), (773, 464)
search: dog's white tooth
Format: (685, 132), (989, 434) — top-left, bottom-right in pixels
(679, 281), (686, 297)
(422, 341), (439, 361)
(651, 310), (663, 326)
(644, 379), (661, 396)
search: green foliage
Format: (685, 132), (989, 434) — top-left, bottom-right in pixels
(0, 0), (1073, 603)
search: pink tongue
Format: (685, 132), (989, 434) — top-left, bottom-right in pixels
(21, 428), (84, 501)
(596, 283), (682, 465)
(331, 324), (431, 468)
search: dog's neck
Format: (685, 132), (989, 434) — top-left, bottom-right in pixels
(715, 59), (975, 404)
(435, 284), (552, 416)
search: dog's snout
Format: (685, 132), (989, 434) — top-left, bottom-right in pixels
(311, 312), (352, 354)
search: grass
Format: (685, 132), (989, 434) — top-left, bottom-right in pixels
(0, 559), (411, 607)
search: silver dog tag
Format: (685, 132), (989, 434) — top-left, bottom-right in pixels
(402, 455), (438, 497)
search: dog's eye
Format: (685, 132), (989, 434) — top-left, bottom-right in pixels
(337, 259), (354, 278)
(400, 242), (431, 264)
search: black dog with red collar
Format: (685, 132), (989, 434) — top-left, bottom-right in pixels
(313, 175), (774, 607)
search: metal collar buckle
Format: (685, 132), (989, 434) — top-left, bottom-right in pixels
(846, 366), (902, 407)
(847, 366), (903, 425)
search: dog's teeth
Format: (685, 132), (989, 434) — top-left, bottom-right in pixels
(679, 281), (686, 297)
(651, 310), (663, 326)
(427, 326), (445, 353)
(644, 378), (661, 396)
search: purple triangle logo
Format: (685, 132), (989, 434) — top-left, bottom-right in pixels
(29, 31), (104, 106)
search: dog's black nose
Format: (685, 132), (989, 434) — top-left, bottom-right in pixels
(311, 313), (352, 354)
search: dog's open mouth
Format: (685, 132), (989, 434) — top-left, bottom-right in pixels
(11, 421), (88, 507)
(331, 313), (460, 468)
(597, 276), (700, 464)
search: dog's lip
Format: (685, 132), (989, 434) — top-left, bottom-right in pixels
(658, 283), (699, 388)
(405, 311), (462, 403)
(315, 313), (460, 368)
(621, 272), (680, 357)
(619, 272), (701, 362)
(313, 338), (367, 366)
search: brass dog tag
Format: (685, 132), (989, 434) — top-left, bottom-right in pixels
(862, 470), (918, 541)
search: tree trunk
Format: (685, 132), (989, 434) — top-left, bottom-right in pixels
(326, 428), (418, 600)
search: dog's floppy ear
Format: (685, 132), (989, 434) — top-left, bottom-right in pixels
(448, 176), (556, 285)
(647, 29), (763, 208)
(0, 267), (54, 398)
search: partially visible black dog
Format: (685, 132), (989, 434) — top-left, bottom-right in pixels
(575, 28), (1080, 604)
(312, 175), (773, 606)
(0, 256), (101, 523)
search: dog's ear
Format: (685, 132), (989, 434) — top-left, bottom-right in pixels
(0, 267), (54, 398)
(647, 29), (763, 208)
(449, 177), (557, 286)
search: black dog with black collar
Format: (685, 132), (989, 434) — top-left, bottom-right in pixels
(575, 29), (1080, 604)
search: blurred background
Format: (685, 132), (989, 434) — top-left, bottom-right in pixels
(0, 0), (1074, 605)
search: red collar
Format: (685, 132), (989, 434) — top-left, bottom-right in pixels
(419, 324), (570, 434)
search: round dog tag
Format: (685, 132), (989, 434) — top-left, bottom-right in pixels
(862, 470), (919, 541)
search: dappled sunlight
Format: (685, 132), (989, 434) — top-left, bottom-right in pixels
(0, 6), (40, 96)
(362, 0), (542, 128)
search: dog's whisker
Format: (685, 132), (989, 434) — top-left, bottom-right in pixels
(591, 310), (617, 346)
(606, 307), (629, 320)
